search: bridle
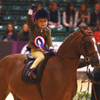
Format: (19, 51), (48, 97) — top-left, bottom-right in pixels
(80, 33), (98, 62)
(56, 32), (98, 61)
(80, 33), (98, 100)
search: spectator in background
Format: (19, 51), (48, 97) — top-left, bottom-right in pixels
(48, 2), (62, 29)
(90, 3), (100, 31)
(0, 6), (2, 25)
(75, 4), (90, 28)
(3, 24), (17, 42)
(32, 3), (42, 23)
(63, 3), (76, 32)
(17, 24), (30, 41)
(88, 0), (99, 4)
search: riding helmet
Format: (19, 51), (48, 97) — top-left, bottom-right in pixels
(34, 8), (50, 20)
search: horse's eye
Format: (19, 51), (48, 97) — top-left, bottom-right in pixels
(86, 42), (92, 47)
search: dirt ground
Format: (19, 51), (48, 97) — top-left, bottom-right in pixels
(5, 79), (92, 100)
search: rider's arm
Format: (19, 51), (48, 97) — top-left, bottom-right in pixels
(27, 4), (36, 29)
(27, 9), (34, 29)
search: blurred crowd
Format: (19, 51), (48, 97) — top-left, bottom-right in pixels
(0, 2), (100, 42)
(2, 23), (30, 42)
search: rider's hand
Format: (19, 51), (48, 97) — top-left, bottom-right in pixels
(30, 4), (36, 10)
(49, 46), (54, 52)
(28, 4), (36, 15)
(49, 49), (54, 52)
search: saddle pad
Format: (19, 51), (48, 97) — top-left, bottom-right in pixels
(21, 52), (55, 84)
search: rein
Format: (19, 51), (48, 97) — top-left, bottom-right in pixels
(80, 65), (90, 98)
(80, 65), (97, 100)
(55, 54), (79, 60)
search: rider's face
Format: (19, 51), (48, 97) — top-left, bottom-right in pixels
(35, 18), (48, 28)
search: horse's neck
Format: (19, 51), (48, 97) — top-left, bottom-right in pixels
(54, 32), (82, 82)
(57, 32), (81, 58)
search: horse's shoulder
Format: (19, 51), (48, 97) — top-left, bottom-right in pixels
(46, 56), (59, 67)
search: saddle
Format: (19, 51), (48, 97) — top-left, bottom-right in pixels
(21, 52), (55, 84)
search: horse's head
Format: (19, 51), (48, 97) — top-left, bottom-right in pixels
(80, 27), (100, 67)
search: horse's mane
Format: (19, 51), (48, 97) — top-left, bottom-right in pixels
(57, 30), (81, 52)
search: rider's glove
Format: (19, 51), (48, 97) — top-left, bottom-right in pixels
(49, 46), (54, 52)
(30, 4), (36, 10)
(28, 4), (36, 15)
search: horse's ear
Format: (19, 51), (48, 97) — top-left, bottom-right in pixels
(87, 27), (93, 34)
(79, 27), (85, 35)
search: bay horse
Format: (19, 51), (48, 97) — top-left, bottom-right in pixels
(0, 28), (100, 100)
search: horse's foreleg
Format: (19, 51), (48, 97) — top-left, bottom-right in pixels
(0, 60), (10, 99)
(0, 74), (9, 100)
(0, 85), (9, 100)
(12, 92), (21, 100)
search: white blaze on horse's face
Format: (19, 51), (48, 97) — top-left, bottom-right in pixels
(92, 37), (100, 64)
(92, 38), (98, 51)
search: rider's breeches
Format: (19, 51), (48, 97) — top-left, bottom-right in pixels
(30, 49), (45, 69)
